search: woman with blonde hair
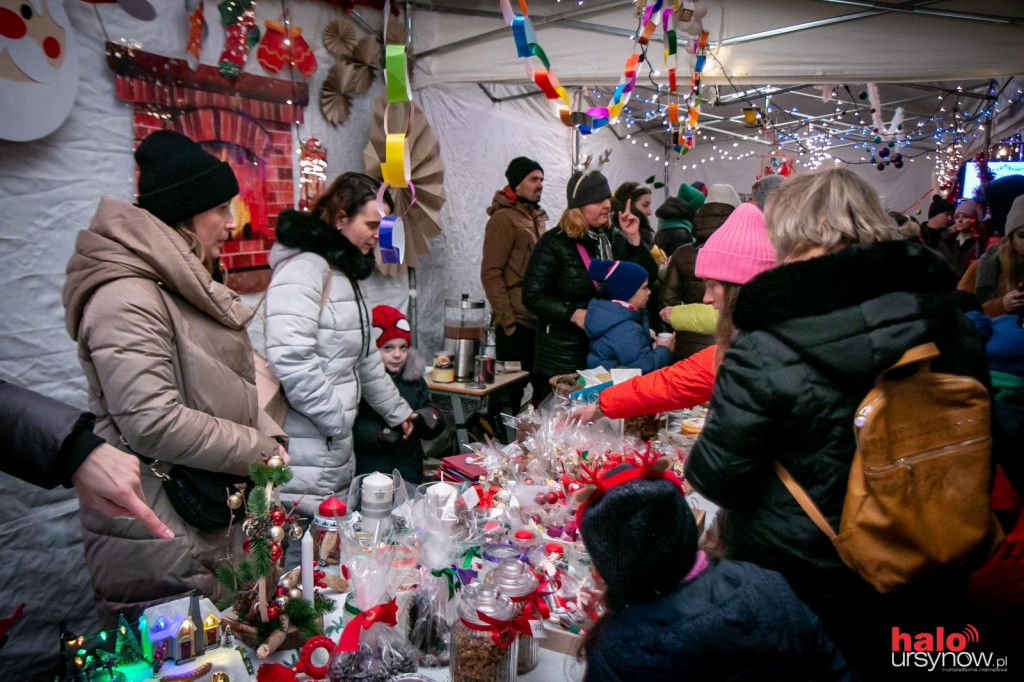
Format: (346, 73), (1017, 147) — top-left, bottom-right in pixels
(958, 194), (1024, 317)
(63, 130), (287, 626)
(523, 171), (656, 392)
(687, 167), (990, 677)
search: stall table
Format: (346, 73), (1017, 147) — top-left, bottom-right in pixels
(426, 370), (530, 449)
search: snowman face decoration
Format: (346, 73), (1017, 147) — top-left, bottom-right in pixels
(0, 0), (78, 141)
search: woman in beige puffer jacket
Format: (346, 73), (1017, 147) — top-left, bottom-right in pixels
(62, 131), (285, 626)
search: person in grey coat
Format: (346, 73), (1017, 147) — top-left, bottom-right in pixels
(265, 173), (414, 513)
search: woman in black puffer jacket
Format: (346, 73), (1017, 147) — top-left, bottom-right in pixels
(523, 171), (656, 391)
(688, 168), (992, 678)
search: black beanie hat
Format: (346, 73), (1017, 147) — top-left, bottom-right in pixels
(135, 130), (240, 226)
(655, 196), (696, 223)
(927, 194), (955, 219)
(579, 467), (699, 607)
(505, 156), (544, 192)
(567, 170), (612, 209)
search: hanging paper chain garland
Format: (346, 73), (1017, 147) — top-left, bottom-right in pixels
(376, 0), (416, 265)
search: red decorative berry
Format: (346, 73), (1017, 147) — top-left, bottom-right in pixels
(270, 510), (286, 525)
(267, 605), (280, 620)
(242, 539), (252, 553)
(275, 586), (286, 597)
(534, 492), (547, 505)
(545, 491), (559, 505)
(270, 543), (283, 561)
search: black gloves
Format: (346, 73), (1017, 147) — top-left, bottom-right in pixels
(411, 406), (443, 439)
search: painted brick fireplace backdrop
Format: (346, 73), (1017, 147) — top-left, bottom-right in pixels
(107, 42), (309, 293)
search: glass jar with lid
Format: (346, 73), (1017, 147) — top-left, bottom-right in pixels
(449, 583), (517, 682)
(479, 542), (525, 582)
(491, 558), (542, 674)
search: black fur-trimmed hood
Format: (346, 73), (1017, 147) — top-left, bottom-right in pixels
(735, 240), (957, 330)
(274, 208), (376, 280)
(733, 240), (965, 382)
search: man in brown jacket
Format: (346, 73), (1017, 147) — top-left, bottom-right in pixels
(481, 157), (547, 408)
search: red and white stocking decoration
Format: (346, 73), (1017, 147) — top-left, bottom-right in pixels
(217, 0), (260, 78)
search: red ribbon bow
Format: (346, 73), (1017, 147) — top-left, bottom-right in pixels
(337, 598), (399, 652)
(463, 610), (533, 647)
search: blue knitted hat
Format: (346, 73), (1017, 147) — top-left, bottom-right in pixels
(588, 259), (648, 301)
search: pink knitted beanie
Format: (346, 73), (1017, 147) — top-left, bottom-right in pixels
(694, 203), (775, 284)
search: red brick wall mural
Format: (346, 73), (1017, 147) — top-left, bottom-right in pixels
(106, 43), (309, 293)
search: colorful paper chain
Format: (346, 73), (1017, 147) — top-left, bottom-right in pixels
(377, 0), (417, 264)
(500, 0), (709, 150)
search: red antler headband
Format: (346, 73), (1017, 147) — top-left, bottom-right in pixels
(573, 443), (685, 522)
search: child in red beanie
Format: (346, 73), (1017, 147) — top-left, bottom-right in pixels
(353, 305), (445, 483)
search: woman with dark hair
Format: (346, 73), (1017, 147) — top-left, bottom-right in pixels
(63, 130), (287, 625)
(523, 171), (657, 392)
(264, 172), (414, 512)
(612, 181), (655, 249)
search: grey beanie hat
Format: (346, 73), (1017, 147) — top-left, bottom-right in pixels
(751, 175), (786, 210)
(567, 170), (612, 209)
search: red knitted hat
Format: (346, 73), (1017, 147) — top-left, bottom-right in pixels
(371, 305), (411, 348)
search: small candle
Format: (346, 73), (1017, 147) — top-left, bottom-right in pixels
(301, 527), (314, 602)
(425, 481), (458, 507)
(362, 471), (394, 495)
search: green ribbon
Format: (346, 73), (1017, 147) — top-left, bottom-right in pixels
(461, 546), (482, 569)
(430, 568), (459, 600)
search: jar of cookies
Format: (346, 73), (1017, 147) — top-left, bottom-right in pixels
(491, 558), (541, 674)
(449, 583), (517, 682)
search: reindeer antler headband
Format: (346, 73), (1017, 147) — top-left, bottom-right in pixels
(573, 443), (685, 522)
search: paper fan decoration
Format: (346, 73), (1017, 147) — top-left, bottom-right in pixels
(385, 20), (406, 48)
(346, 35), (382, 93)
(363, 96), (446, 271)
(322, 17), (357, 57)
(320, 65), (353, 125)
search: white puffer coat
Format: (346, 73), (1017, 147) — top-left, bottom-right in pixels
(264, 209), (411, 513)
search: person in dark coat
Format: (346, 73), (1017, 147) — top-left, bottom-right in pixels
(687, 168), (991, 678)
(660, 185), (739, 360)
(583, 259), (673, 373)
(577, 458), (855, 682)
(353, 306), (445, 485)
(651, 196), (696, 258)
(920, 193), (955, 248)
(0, 380), (172, 538)
(936, 199), (982, 277)
(522, 171), (657, 392)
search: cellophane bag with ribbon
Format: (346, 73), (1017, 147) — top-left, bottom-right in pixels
(327, 544), (419, 681)
(407, 481), (481, 667)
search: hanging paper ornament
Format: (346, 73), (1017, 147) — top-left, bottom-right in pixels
(346, 35), (382, 93)
(322, 17), (357, 57)
(217, 0), (260, 79)
(320, 65), (352, 125)
(257, 17), (317, 77)
(184, 0), (207, 70)
(298, 137), (327, 212)
(1, 0), (80, 142)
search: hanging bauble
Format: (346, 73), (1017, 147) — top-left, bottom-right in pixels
(270, 543), (283, 561)
(894, 160), (904, 169)
(872, 135), (882, 143)
(879, 147), (889, 158)
(270, 509), (286, 525)
(892, 153), (903, 162)
(887, 141), (895, 148)
(267, 454), (284, 468)
(288, 523), (305, 540)
(858, 90), (868, 100)
(269, 525), (286, 544)
(877, 163), (885, 171)
(228, 493), (243, 510)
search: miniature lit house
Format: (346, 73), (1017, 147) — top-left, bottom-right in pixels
(142, 592), (221, 664)
(203, 613), (221, 649)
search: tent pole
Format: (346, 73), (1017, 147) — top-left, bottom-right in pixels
(408, 267), (418, 349)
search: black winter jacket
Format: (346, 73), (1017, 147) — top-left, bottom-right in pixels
(584, 559), (855, 682)
(523, 227), (656, 379)
(0, 380), (103, 489)
(353, 350), (444, 485)
(687, 240), (988, 675)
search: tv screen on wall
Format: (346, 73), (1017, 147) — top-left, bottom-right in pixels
(960, 160), (1024, 200)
